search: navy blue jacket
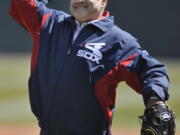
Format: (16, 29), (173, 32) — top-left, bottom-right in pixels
(9, 0), (169, 135)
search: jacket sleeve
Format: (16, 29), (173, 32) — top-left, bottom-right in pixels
(115, 38), (169, 103)
(9, 0), (51, 38)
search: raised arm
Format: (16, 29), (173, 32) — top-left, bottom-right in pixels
(9, 0), (51, 37)
(9, 0), (53, 71)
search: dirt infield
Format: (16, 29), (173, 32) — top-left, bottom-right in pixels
(0, 125), (40, 135)
(0, 125), (139, 135)
(1, 125), (179, 135)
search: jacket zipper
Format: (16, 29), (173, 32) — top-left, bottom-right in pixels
(67, 48), (71, 55)
(66, 25), (77, 55)
(66, 24), (90, 55)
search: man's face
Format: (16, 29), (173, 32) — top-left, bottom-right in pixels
(70, 0), (107, 23)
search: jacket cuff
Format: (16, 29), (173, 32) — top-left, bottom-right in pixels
(142, 85), (169, 105)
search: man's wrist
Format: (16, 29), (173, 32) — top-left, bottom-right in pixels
(146, 92), (163, 108)
(146, 99), (164, 108)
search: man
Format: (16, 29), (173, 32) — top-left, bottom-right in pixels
(9, 0), (175, 135)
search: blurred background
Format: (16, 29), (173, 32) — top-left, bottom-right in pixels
(0, 0), (179, 135)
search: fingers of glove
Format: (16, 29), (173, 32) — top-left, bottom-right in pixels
(141, 125), (159, 135)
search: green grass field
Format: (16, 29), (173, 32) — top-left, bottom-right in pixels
(0, 54), (179, 132)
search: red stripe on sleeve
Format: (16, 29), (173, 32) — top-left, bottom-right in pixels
(31, 36), (40, 72)
(9, 0), (41, 36)
(41, 12), (52, 27)
(31, 13), (52, 72)
(117, 54), (142, 93)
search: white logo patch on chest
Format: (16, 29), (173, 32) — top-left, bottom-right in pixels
(77, 43), (105, 64)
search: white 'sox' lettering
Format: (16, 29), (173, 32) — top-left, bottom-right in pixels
(77, 43), (105, 64)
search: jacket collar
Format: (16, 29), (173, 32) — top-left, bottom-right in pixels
(90, 16), (114, 32)
(64, 12), (114, 32)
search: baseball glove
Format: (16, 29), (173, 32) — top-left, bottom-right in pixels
(139, 102), (175, 135)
